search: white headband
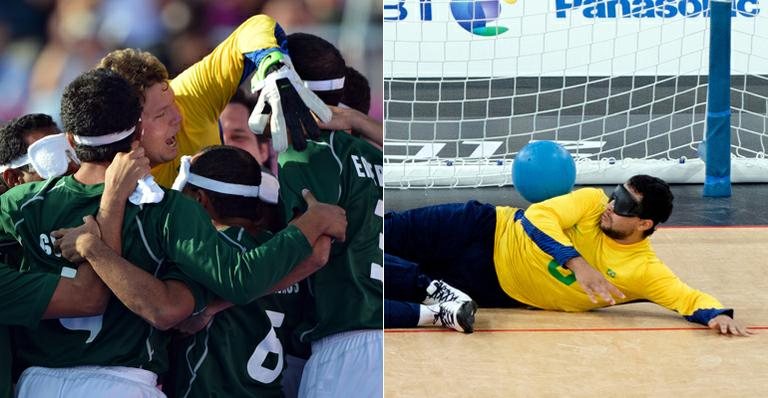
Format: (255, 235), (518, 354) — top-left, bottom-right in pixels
(303, 77), (345, 91)
(28, 133), (80, 179)
(172, 155), (261, 198)
(0, 154), (31, 173)
(259, 171), (280, 204)
(72, 126), (136, 146)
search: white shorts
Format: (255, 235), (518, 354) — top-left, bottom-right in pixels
(16, 366), (165, 398)
(298, 329), (383, 398)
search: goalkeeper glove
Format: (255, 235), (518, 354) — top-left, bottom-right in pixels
(248, 51), (332, 152)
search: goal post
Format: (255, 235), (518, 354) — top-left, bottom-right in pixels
(383, 0), (768, 190)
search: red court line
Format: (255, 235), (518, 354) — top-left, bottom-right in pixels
(385, 326), (768, 334)
(660, 225), (768, 229)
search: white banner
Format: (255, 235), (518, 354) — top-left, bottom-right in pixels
(384, 0), (766, 77)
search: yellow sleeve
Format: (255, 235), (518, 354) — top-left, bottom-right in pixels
(523, 188), (607, 247)
(171, 14), (281, 124)
(639, 258), (724, 316)
(153, 15), (282, 187)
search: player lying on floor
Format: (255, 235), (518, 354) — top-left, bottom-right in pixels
(385, 175), (751, 336)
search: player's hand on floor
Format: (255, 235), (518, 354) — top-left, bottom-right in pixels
(566, 257), (625, 305)
(104, 141), (151, 200)
(302, 189), (347, 242)
(52, 215), (102, 263)
(708, 315), (753, 336)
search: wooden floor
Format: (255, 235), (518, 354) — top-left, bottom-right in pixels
(384, 228), (768, 397)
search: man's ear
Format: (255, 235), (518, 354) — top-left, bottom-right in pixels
(637, 219), (655, 234)
(2, 168), (23, 189)
(66, 133), (76, 148)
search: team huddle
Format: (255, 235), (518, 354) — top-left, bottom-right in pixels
(0, 15), (383, 398)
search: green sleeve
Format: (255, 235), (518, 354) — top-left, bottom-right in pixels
(0, 189), (23, 241)
(158, 265), (214, 314)
(159, 195), (312, 305)
(0, 262), (58, 328)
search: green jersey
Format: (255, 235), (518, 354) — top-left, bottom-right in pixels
(0, 176), (312, 372)
(0, 261), (59, 398)
(278, 131), (384, 342)
(174, 226), (302, 398)
(223, 227), (311, 359)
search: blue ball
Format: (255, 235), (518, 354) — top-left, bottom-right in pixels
(513, 141), (576, 203)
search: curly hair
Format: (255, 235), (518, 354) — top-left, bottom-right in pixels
(97, 48), (169, 102)
(0, 113), (59, 165)
(60, 69), (141, 162)
(189, 145), (264, 221)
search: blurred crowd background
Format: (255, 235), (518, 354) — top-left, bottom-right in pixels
(0, 0), (383, 124)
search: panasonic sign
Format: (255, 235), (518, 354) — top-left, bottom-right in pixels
(555, 0), (760, 18)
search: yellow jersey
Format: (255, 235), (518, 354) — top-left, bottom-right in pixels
(152, 15), (284, 187)
(493, 188), (725, 321)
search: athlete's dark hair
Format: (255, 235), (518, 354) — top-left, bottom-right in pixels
(341, 66), (371, 114)
(627, 174), (674, 236)
(229, 87), (256, 111)
(189, 145), (263, 221)
(60, 68), (140, 162)
(0, 113), (59, 166)
(286, 32), (346, 106)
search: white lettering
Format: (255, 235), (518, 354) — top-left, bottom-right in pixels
(351, 155), (366, 178)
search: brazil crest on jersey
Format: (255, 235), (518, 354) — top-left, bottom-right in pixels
(278, 131), (384, 342)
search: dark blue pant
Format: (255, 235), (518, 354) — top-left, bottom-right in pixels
(385, 201), (523, 309)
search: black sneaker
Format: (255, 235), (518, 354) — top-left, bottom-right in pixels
(430, 300), (478, 334)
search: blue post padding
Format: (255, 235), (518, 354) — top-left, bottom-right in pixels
(703, 0), (731, 198)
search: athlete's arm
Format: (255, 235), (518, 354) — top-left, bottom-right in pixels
(43, 263), (110, 319)
(287, 190), (347, 246)
(162, 189), (344, 305)
(640, 258), (748, 335)
(518, 188), (606, 268)
(175, 298), (234, 335)
(45, 147), (149, 320)
(564, 257), (624, 305)
(63, 229), (196, 331)
(98, 142), (151, 256)
(0, 261), (108, 326)
(171, 15), (284, 126)
(267, 234), (332, 293)
(317, 106), (383, 148)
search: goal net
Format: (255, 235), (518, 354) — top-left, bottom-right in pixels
(383, 0), (768, 188)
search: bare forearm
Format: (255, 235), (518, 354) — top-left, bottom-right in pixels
(203, 298), (234, 317)
(43, 263), (110, 318)
(350, 111), (383, 148)
(79, 234), (193, 330)
(290, 215), (325, 247)
(97, 190), (127, 255)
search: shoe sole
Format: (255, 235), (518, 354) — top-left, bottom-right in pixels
(457, 300), (478, 334)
